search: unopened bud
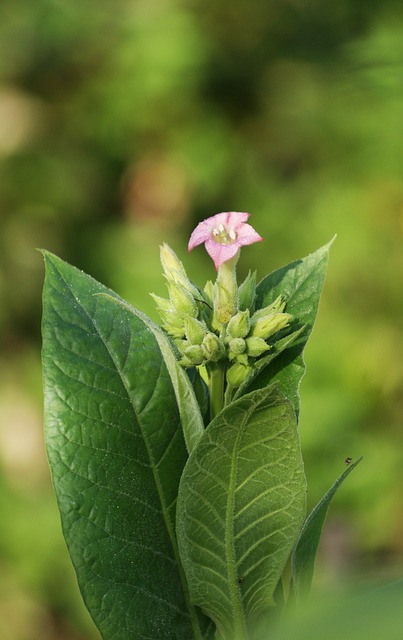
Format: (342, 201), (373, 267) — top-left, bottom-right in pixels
(235, 353), (249, 366)
(159, 310), (186, 339)
(160, 242), (187, 279)
(202, 332), (225, 362)
(182, 344), (205, 365)
(197, 281), (214, 327)
(252, 295), (286, 320)
(227, 338), (246, 359)
(226, 362), (250, 387)
(150, 293), (172, 313)
(238, 270), (257, 312)
(184, 317), (207, 345)
(203, 280), (215, 307)
(226, 310), (250, 339)
(245, 336), (271, 357)
(250, 312), (292, 340)
(160, 243), (200, 299)
(168, 282), (198, 317)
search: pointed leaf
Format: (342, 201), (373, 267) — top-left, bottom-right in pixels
(97, 293), (205, 453)
(291, 456), (363, 602)
(148, 325), (206, 453)
(248, 240), (333, 418)
(176, 386), (307, 640)
(42, 252), (211, 640)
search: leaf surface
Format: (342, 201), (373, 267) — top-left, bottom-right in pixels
(177, 386), (307, 640)
(42, 252), (211, 640)
(233, 326), (305, 404)
(97, 293), (205, 453)
(246, 240), (333, 418)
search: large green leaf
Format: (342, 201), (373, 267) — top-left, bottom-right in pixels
(176, 385), (307, 640)
(291, 456), (363, 603)
(245, 240), (333, 418)
(96, 293), (205, 453)
(41, 252), (212, 640)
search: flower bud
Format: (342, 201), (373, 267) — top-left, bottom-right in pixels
(182, 344), (205, 365)
(159, 310), (185, 339)
(226, 310), (250, 339)
(245, 336), (271, 357)
(250, 312), (292, 340)
(252, 295), (285, 320)
(202, 332), (225, 362)
(160, 242), (187, 278)
(203, 280), (215, 307)
(184, 317), (207, 345)
(167, 282), (198, 317)
(238, 270), (257, 312)
(150, 293), (172, 313)
(160, 243), (200, 299)
(226, 362), (250, 387)
(235, 353), (249, 366)
(196, 281), (213, 327)
(227, 338), (246, 359)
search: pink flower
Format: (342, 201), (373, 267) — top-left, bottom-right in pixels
(188, 212), (263, 270)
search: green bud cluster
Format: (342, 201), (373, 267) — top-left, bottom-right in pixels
(224, 296), (292, 386)
(151, 244), (203, 339)
(152, 245), (293, 386)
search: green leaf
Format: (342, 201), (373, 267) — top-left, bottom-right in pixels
(233, 326), (305, 404)
(96, 293), (205, 453)
(248, 240), (334, 419)
(176, 385), (307, 640)
(187, 366), (210, 426)
(41, 252), (212, 640)
(291, 456), (363, 603)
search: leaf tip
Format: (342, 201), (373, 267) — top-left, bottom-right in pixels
(38, 249), (61, 270)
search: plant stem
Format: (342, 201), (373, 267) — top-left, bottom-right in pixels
(209, 364), (225, 420)
(213, 253), (239, 325)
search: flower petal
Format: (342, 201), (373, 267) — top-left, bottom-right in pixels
(188, 219), (212, 251)
(236, 223), (263, 246)
(188, 211), (263, 268)
(205, 238), (240, 270)
(226, 211), (250, 228)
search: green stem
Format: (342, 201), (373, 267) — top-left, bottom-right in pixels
(213, 253), (239, 325)
(209, 364), (225, 420)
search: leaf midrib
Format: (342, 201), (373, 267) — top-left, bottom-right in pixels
(225, 411), (249, 640)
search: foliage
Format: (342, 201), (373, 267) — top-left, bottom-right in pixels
(1, 1), (403, 638)
(40, 241), (363, 639)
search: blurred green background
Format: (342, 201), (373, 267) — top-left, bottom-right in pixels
(0, 1), (402, 638)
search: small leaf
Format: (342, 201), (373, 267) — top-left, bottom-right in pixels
(42, 252), (211, 640)
(250, 240), (334, 419)
(177, 386), (307, 640)
(291, 456), (363, 603)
